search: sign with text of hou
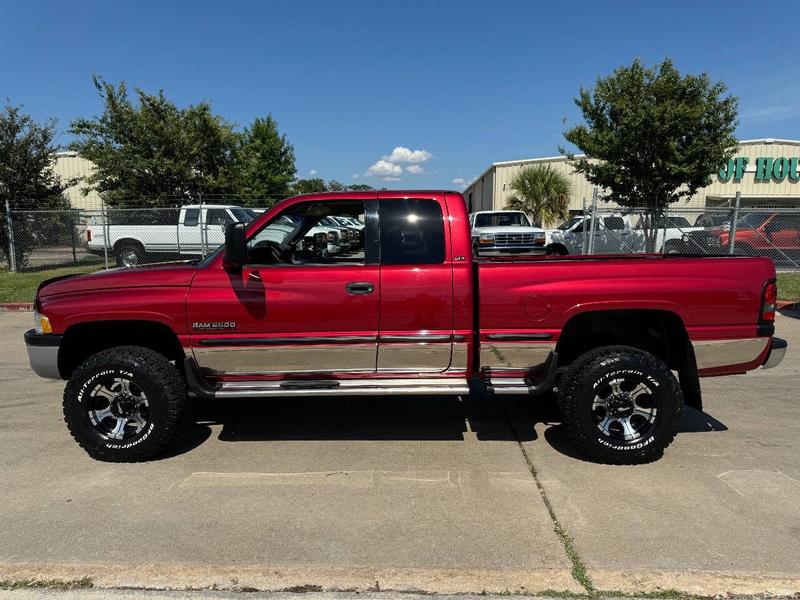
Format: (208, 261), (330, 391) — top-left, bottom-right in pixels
(719, 156), (800, 183)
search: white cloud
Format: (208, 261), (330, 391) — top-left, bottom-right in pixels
(741, 104), (800, 120)
(382, 176), (402, 182)
(405, 165), (425, 174)
(451, 177), (469, 190)
(382, 146), (434, 164)
(351, 173), (360, 179)
(365, 159), (403, 179)
(309, 169), (317, 175)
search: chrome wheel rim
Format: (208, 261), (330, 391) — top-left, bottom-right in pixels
(120, 250), (139, 267)
(592, 377), (657, 443)
(88, 377), (150, 441)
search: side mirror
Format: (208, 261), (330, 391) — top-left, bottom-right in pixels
(223, 222), (247, 269)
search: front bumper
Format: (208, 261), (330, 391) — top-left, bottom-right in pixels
(24, 329), (63, 379)
(762, 337), (787, 369)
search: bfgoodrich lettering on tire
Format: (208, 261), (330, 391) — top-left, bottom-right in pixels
(558, 345), (683, 464)
(63, 346), (186, 462)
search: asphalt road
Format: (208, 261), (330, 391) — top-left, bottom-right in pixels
(1, 312), (799, 597)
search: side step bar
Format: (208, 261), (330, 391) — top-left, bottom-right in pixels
(184, 353), (558, 399)
(184, 359), (469, 398)
(484, 352), (559, 396)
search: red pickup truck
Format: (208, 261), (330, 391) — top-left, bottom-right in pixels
(25, 191), (786, 464)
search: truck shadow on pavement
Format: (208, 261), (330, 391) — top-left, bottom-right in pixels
(171, 393), (727, 461)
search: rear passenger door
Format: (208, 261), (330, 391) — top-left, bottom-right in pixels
(376, 194), (454, 372)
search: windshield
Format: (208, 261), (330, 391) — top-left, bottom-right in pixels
(230, 207), (257, 223)
(474, 212), (531, 228)
(557, 216), (584, 231)
(737, 212), (771, 229)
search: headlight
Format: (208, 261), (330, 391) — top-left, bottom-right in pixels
(33, 310), (52, 334)
(534, 234), (546, 244)
(479, 233), (495, 243)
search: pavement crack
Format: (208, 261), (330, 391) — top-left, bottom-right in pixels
(501, 400), (595, 595)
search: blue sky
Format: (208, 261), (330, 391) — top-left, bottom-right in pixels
(2, 0), (799, 190)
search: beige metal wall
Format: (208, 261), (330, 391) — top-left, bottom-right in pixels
(53, 152), (101, 210)
(465, 139), (800, 216)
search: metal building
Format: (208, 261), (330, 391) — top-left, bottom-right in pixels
(53, 151), (102, 210)
(464, 138), (800, 214)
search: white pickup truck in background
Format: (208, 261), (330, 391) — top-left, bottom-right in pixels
(87, 204), (256, 267)
(544, 214), (707, 255)
(469, 210), (547, 255)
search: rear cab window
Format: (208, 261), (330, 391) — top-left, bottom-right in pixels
(379, 199), (445, 265)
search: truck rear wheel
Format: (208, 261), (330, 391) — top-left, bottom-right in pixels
(557, 345), (683, 464)
(63, 346), (186, 462)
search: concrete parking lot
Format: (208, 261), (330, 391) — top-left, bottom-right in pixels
(1, 311), (799, 597)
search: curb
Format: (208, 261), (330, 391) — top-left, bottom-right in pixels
(0, 303), (33, 312)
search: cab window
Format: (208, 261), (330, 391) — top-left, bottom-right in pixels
(379, 199), (445, 265)
(246, 200), (366, 266)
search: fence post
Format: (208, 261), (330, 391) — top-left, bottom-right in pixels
(4, 198), (17, 273)
(70, 210), (77, 264)
(728, 191), (741, 255)
(588, 187), (598, 254)
(580, 197), (588, 255)
(101, 201), (109, 269)
(661, 204), (669, 254)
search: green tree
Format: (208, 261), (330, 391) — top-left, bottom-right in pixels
(70, 76), (239, 206)
(291, 178), (328, 194)
(505, 164), (571, 226)
(0, 104), (72, 269)
(233, 115), (296, 201)
(562, 58), (738, 250)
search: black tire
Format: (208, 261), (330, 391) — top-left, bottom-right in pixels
(557, 345), (683, 464)
(663, 240), (685, 254)
(115, 242), (146, 267)
(546, 244), (568, 256)
(63, 346), (186, 462)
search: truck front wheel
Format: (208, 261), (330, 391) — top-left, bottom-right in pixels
(557, 345), (683, 464)
(63, 346), (186, 462)
(115, 242), (146, 267)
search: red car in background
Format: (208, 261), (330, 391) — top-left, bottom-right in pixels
(689, 212), (800, 260)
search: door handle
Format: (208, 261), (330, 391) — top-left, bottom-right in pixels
(248, 271), (262, 281)
(346, 281), (374, 295)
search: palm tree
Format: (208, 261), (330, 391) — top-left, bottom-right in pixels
(505, 164), (571, 227)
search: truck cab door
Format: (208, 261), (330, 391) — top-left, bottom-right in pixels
(376, 194), (454, 373)
(179, 208), (202, 254)
(186, 198), (380, 377)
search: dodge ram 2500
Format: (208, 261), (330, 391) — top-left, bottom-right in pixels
(25, 191), (787, 464)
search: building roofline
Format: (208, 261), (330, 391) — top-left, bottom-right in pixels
(737, 138), (800, 146)
(464, 138), (800, 191)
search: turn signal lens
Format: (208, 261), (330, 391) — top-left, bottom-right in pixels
(33, 310), (52, 334)
(762, 281), (777, 321)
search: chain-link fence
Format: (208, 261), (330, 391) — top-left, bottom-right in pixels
(551, 193), (800, 272)
(1, 196), (286, 272)
(3, 193), (800, 273)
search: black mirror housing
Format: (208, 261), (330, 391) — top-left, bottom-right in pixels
(223, 222), (247, 269)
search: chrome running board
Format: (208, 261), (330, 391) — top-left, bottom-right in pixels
(487, 378), (531, 395)
(215, 378), (470, 398)
(183, 360), (471, 399)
